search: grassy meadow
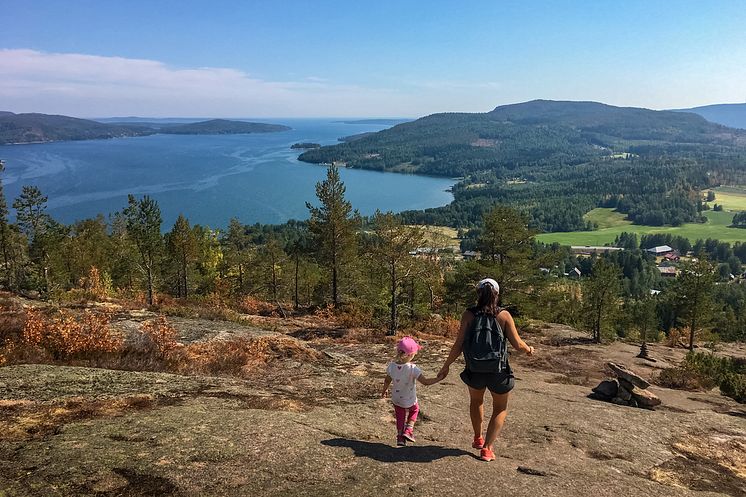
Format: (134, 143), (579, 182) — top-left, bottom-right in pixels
(537, 208), (746, 246)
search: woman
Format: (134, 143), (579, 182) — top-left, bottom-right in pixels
(437, 277), (534, 462)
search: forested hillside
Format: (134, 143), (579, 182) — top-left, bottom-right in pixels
(0, 113), (290, 144)
(675, 103), (746, 130)
(0, 113), (150, 144)
(300, 100), (746, 231)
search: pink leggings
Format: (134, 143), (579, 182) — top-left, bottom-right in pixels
(393, 403), (419, 434)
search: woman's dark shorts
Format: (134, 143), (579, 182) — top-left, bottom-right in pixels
(460, 369), (515, 394)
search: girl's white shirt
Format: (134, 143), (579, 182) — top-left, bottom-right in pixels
(386, 361), (422, 408)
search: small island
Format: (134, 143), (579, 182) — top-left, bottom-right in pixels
(161, 119), (290, 135)
(0, 113), (291, 145)
(290, 142), (321, 149)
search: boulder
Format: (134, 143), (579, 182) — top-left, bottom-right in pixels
(607, 362), (650, 389)
(630, 388), (661, 409)
(617, 377), (636, 392)
(617, 385), (632, 401)
(592, 379), (618, 399)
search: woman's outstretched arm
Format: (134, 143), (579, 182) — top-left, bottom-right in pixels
(437, 311), (472, 379)
(498, 310), (534, 355)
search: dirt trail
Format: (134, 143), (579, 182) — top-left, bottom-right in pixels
(1, 319), (744, 497)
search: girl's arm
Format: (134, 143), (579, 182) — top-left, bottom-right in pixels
(417, 373), (441, 386)
(381, 376), (392, 398)
(437, 311), (472, 379)
(498, 310), (534, 355)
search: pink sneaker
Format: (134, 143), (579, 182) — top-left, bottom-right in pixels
(480, 447), (495, 462)
(472, 436), (485, 449)
(402, 427), (416, 443)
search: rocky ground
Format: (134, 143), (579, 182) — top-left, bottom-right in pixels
(1, 310), (744, 497)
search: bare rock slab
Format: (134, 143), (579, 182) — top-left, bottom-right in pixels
(607, 362), (650, 389)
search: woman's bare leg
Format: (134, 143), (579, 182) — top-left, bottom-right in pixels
(468, 386), (486, 438)
(484, 391), (510, 450)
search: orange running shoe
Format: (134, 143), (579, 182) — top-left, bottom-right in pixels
(479, 447), (495, 462)
(472, 436), (485, 449)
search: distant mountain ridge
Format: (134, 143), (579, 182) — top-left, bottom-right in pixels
(0, 112), (290, 145)
(298, 99), (744, 176)
(673, 103), (746, 129)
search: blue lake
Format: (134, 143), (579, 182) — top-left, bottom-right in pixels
(0, 119), (455, 229)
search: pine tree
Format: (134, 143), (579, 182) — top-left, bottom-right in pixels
(13, 185), (52, 294)
(583, 258), (622, 343)
(371, 211), (425, 334)
(0, 160), (14, 289)
(123, 194), (163, 306)
(675, 258), (716, 350)
(223, 218), (251, 294)
(306, 165), (359, 307)
(166, 214), (197, 298)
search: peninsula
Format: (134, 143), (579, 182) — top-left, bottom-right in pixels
(0, 113), (290, 145)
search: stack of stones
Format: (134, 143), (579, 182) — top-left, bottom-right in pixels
(590, 362), (661, 409)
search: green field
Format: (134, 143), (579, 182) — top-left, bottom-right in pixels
(711, 186), (746, 211)
(537, 209), (746, 246)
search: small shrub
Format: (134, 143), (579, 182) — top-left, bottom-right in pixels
(22, 308), (122, 360)
(664, 328), (689, 348)
(720, 373), (746, 403)
(657, 367), (714, 391)
(170, 336), (319, 376)
(237, 296), (278, 316)
(404, 315), (460, 338)
(140, 316), (179, 357)
(659, 351), (746, 403)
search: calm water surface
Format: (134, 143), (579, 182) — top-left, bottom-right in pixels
(0, 119), (454, 228)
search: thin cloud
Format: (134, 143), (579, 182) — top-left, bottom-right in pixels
(0, 49), (413, 117)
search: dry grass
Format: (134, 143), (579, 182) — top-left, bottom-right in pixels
(0, 395), (155, 442)
(648, 432), (746, 497)
(169, 336), (320, 377)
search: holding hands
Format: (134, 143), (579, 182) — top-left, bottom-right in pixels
(436, 365), (449, 382)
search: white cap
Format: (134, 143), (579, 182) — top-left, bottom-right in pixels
(477, 278), (500, 293)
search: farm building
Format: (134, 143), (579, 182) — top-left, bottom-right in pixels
(646, 245), (674, 255)
(657, 266), (678, 278)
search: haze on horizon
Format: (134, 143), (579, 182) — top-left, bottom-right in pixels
(2, 0), (746, 118)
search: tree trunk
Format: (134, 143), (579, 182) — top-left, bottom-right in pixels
(146, 264), (154, 306)
(389, 262), (397, 335)
(0, 226), (12, 290)
(271, 253), (278, 302)
(332, 261), (338, 307)
(689, 316), (696, 351)
(409, 277), (415, 320)
(294, 252), (299, 310)
(238, 263), (244, 293)
(181, 250), (188, 298)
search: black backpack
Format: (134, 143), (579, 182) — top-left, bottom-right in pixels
(463, 307), (508, 373)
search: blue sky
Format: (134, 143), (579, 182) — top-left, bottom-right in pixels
(2, 0), (745, 117)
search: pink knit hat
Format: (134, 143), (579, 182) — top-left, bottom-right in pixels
(397, 336), (421, 355)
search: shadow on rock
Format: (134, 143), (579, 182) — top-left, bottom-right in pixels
(321, 438), (474, 463)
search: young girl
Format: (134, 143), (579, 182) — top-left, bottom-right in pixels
(381, 336), (441, 446)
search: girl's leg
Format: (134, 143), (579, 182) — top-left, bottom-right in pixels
(405, 403), (419, 430)
(484, 391), (510, 450)
(468, 386), (486, 438)
(393, 405), (406, 435)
